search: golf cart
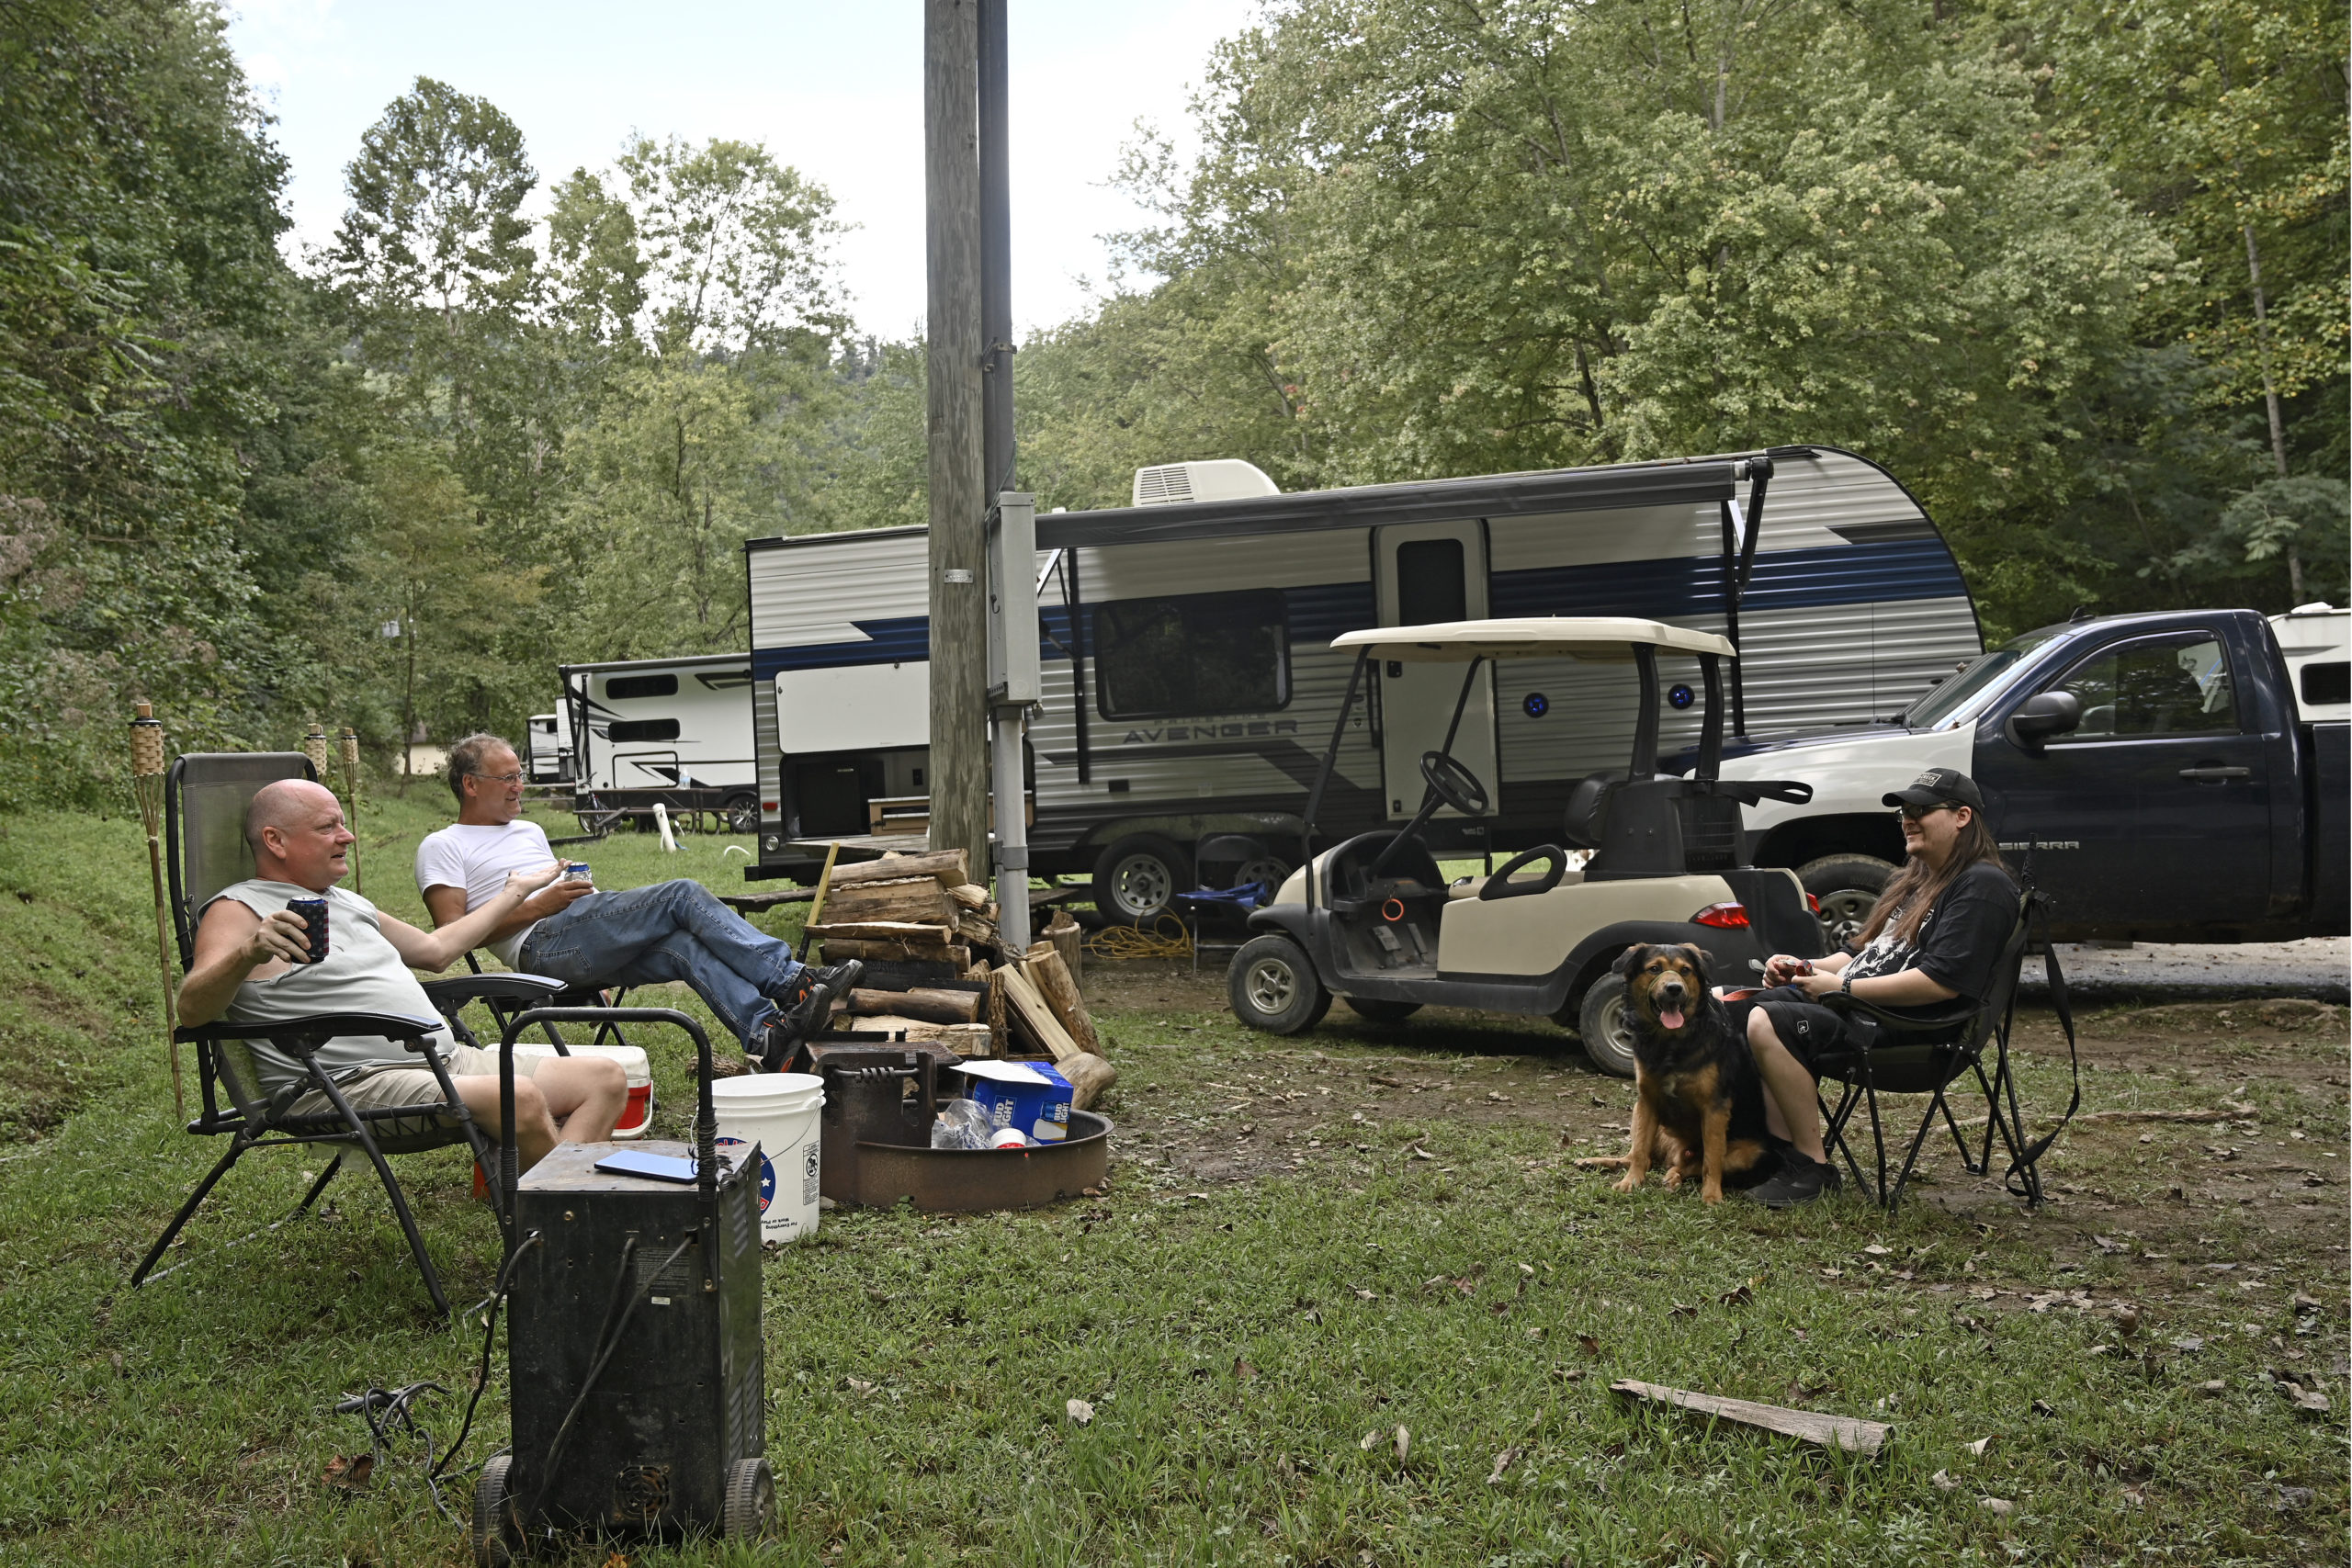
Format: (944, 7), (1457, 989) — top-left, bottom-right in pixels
(1227, 617), (1824, 1075)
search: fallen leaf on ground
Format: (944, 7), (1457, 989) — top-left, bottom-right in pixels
(1234, 1357), (1258, 1380)
(1065, 1398), (1094, 1426)
(1487, 1447), (1520, 1484)
(1719, 1284), (1754, 1306)
(1360, 1430), (1379, 1450)
(1394, 1426), (1410, 1464)
(1576, 1334), (1601, 1357)
(1978, 1496), (2014, 1517)
(322, 1453), (373, 1491)
(1668, 1303), (1697, 1319)
(1964, 1437), (1991, 1457)
(2171, 1336), (2204, 1353)
(1862, 1244), (1892, 1257)
(1930, 1470), (1959, 1492)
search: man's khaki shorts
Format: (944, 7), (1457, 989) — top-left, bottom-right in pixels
(284, 1043), (545, 1135)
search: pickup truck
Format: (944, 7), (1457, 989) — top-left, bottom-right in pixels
(1711, 605), (2350, 944)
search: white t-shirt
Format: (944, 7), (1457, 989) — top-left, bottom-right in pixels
(415, 819), (557, 966)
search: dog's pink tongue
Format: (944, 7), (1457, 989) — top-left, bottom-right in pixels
(1659, 1007), (1686, 1031)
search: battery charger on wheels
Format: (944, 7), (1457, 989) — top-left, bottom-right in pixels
(473, 1008), (772, 1564)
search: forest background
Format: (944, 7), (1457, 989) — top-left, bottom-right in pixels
(0, 0), (2342, 808)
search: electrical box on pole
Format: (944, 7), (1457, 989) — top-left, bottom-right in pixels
(986, 492), (1039, 706)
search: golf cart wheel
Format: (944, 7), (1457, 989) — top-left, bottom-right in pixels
(1576, 974), (1639, 1078)
(471, 1455), (518, 1566)
(1343, 997), (1422, 1024)
(722, 1456), (775, 1540)
(1229, 935), (1329, 1034)
(1092, 833), (1192, 925)
(1230, 853), (1293, 893)
(1799, 854), (1894, 948)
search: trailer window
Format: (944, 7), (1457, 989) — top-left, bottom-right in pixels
(2050, 635), (2238, 739)
(607, 718), (681, 743)
(1095, 590), (1290, 720)
(605, 673), (677, 700)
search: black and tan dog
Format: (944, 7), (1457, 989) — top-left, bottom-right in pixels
(1581, 943), (1779, 1202)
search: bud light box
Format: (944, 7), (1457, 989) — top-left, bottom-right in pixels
(952, 1059), (1075, 1144)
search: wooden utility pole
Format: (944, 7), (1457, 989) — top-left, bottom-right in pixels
(925, 0), (989, 875)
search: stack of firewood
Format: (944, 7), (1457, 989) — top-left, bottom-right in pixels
(806, 850), (1114, 1109)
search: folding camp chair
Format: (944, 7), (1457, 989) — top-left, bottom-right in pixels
(128, 752), (581, 1316)
(1810, 886), (2080, 1212)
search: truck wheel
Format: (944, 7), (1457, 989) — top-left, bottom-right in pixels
(1798, 854), (1896, 948)
(1229, 935), (1330, 1034)
(1576, 974), (1639, 1078)
(1092, 834), (1192, 926)
(1342, 997), (1421, 1024)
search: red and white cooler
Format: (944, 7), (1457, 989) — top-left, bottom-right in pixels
(497, 1041), (656, 1137)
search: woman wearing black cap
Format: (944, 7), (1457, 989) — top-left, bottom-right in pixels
(1740, 767), (2018, 1207)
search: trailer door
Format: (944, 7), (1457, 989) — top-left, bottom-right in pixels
(1373, 521), (1497, 818)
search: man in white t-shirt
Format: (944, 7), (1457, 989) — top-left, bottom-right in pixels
(417, 735), (859, 1068)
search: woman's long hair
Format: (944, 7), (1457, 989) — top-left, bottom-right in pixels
(1856, 808), (2009, 948)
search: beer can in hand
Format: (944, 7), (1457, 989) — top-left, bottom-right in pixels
(287, 897), (329, 964)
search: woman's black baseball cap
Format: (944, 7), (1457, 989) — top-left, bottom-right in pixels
(1883, 766), (1985, 812)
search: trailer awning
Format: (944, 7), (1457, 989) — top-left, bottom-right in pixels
(1034, 459), (1746, 550)
(1330, 616), (1738, 662)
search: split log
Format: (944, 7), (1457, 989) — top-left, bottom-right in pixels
(955, 909), (999, 946)
(827, 849), (970, 890)
(1000, 964), (1081, 1063)
(847, 987), (982, 1025)
(820, 877), (956, 927)
(1058, 1051), (1116, 1111)
(832, 1017), (993, 1056)
(819, 937), (971, 969)
(1610, 1380), (1890, 1457)
(1045, 908), (1084, 987)
(1020, 945), (1100, 1056)
(946, 882), (991, 909)
(807, 920), (956, 944)
(985, 966), (1010, 1041)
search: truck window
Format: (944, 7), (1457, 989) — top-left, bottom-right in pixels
(607, 718), (681, 743)
(2051, 635), (2238, 739)
(1095, 590), (1290, 720)
(606, 674), (678, 700)
(1899, 625), (2066, 728)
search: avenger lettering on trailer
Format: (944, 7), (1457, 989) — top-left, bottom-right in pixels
(1118, 720), (1301, 744)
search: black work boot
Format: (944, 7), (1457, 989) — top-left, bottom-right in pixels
(761, 960), (863, 1067)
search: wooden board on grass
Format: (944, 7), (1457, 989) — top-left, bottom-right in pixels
(1610, 1380), (1890, 1457)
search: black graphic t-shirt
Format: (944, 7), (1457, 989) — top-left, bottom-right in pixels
(1844, 861), (2018, 1020)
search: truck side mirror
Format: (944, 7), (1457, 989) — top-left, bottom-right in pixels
(2005, 690), (2084, 752)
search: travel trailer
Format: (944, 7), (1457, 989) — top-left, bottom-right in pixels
(743, 446), (1984, 920)
(524, 708), (572, 784)
(560, 653), (759, 829)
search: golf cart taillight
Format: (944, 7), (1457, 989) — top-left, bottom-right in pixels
(1804, 893), (1822, 915)
(1691, 903), (1749, 929)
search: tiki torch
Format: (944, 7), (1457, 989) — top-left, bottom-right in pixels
(129, 704), (185, 1120)
(337, 728), (364, 896)
(301, 718), (331, 781)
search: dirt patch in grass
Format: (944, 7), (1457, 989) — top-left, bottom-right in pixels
(1083, 959), (2350, 1290)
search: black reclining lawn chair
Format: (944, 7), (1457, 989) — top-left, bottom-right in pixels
(129, 752), (576, 1316)
(1810, 884), (2080, 1211)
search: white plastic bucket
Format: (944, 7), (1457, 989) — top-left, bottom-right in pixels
(710, 1073), (826, 1244)
(489, 1042), (655, 1138)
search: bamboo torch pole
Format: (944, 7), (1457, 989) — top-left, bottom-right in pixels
(337, 728), (364, 897)
(129, 705), (184, 1120)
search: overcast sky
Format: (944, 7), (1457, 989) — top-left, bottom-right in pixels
(224, 0), (1258, 340)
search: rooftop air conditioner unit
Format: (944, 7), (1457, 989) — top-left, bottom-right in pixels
(1130, 459), (1281, 507)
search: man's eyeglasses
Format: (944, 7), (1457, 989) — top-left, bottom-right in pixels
(472, 771), (526, 786)
(1894, 802), (1959, 821)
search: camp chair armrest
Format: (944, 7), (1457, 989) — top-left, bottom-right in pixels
(1819, 990), (1980, 1035)
(419, 972), (570, 1010)
(174, 1014), (447, 1051)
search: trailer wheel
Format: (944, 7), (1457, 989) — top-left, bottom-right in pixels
(1342, 997), (1422, 1024)
(471, 1455), (517, 1566)
(1798, 853), (1895, 948)
(1229, 935), (1330, 1034)
(721, 1457), (775, 1540)
(1575, 974), (1639, 1078)
(720, 792), (759, 833)
(1092, 834), (1192, 925)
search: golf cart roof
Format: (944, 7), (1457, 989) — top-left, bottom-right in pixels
(1329, 616), (1737, 662)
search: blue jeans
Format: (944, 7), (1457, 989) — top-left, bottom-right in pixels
(516, 880), (807, 1050)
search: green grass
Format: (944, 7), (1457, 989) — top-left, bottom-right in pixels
(0, 791), (2342, 1564)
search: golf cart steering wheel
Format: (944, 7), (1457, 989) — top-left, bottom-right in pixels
(1419, 750), (1489, 817)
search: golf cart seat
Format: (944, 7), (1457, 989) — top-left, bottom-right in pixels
(1568, 773), (1813, 881)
